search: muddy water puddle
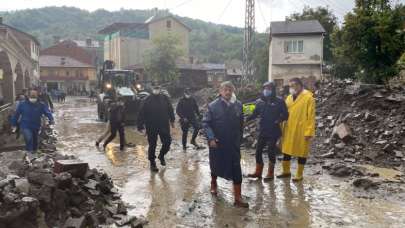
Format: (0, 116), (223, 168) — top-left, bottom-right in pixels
(54, 98), (405, 227)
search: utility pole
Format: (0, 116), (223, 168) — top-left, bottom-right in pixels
(242, 0), (255, 86)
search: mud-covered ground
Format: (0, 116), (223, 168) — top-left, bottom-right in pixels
(54, 97), (405, 228)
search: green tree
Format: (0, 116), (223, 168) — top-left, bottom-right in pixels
(144, 34), (184, 83)
(287, 6), (338, 64)
(332, 1), (405, 83)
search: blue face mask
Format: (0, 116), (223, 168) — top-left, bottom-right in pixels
(263, 89), (272, 97)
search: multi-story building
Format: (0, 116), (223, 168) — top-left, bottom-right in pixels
(40, 40), (97, 93)
(0, 17), (40, 103)
(99, 15), (191, 69)
(268, 20), (325, 89)
(39, 55), (96, 95)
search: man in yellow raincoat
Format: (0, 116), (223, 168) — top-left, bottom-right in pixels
(277, 78), (315, 182)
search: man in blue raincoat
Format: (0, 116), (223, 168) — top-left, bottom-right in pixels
(203, 81), (249, 208)
(11, 89), (54, 155)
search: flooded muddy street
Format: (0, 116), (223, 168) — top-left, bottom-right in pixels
(54, 97), (405, 228)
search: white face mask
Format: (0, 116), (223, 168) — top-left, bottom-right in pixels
(230, 93), (237, 104)
(29, 98), (37, 103)
(289, 88), (297, 95)
(184, 94), (190, 98)
(152, 89), (160, 95)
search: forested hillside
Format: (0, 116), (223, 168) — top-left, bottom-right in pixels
(0, 7), (267, 63)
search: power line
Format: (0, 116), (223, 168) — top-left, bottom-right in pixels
(257, 0), (269, 27)
(217, 0), (234, 22)
(170, 0), (195, 11)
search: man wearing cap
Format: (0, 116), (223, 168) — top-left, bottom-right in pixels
(138, 86), (175, 172)
(176, 88), (203, 150)
(203, 81), (249, 208)
(246, 81), (288, 180)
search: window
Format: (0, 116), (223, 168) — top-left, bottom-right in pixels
(208, 75), (213, 82)
(285, 40), (304, 53)
(166, 20), (172, 29)
(66, 71), (70, 76)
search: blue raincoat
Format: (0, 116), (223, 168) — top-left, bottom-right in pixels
(203, 98), (243, 183)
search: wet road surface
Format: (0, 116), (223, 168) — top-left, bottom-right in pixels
(55, 97), (405, 228)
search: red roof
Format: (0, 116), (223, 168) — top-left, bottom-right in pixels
(41, 40), (95, 66)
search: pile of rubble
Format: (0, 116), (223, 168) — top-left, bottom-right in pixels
(38, 125), (58, 153)
(193, 87), (218, 107)
(0, 127), (147, 227)
(242, 80), (405, 170)
(314, 80), (405, 169)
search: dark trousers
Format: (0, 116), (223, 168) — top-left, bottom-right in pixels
(283, 154), (307, 165)
(22, 128), (39, 152)
(147, 128), (171, 161)
(181, 118), (200, 147)
(256, 136), (278, 164)
(103, 122), (125, 148)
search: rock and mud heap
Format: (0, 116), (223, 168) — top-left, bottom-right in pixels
(0, 126), (147, 228)
(242, 80), (405, 185)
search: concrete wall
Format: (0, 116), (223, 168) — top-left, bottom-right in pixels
(269, 34), (323, 87)
(103, 17), (190, 69)
(104, 34), (151, 69)
(148, 18), (190, 59)
(120, 37), (151, 69)
(104, 35), (121, 68)
(270, 64), (320, 89)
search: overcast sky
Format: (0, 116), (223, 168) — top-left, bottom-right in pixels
(1, 0), (404, 32)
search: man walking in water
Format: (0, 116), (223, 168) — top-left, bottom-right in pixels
(176, 88), (204, 150)
(138, 86), (175, 172)
(203, 81), (249, 208)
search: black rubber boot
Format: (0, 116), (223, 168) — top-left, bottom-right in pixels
(150, 161), (159, 172)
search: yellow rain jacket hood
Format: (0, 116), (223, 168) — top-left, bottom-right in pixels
(282, 89), (316, 158)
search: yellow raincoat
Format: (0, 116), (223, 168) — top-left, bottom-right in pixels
(281, 89), (316, 158)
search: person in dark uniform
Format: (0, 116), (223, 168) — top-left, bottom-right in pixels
(202, 81), (249, 208)
(176, 88), (203, 150)
(38, 89), (54, 112)
(246, 81), (288, 180)
(103, 97), (126, 151)
(138, 86), (175, 172)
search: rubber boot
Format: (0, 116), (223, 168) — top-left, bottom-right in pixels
(247, 164), (264, 178)
(210, 176), (218, 196)
(276, 160), (291, 178)
(292, 164), (305, 182)
(233, 184), (249, 208)
(150, 160), (159, 172)
(263, 163), (275, 181)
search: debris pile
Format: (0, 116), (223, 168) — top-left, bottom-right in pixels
(0, 127), (147, 227)
(314, 80), (405, 168)
(38, 125), (58, 153)
(241, 80), (405, 171)
(193, 87), (218, 107)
